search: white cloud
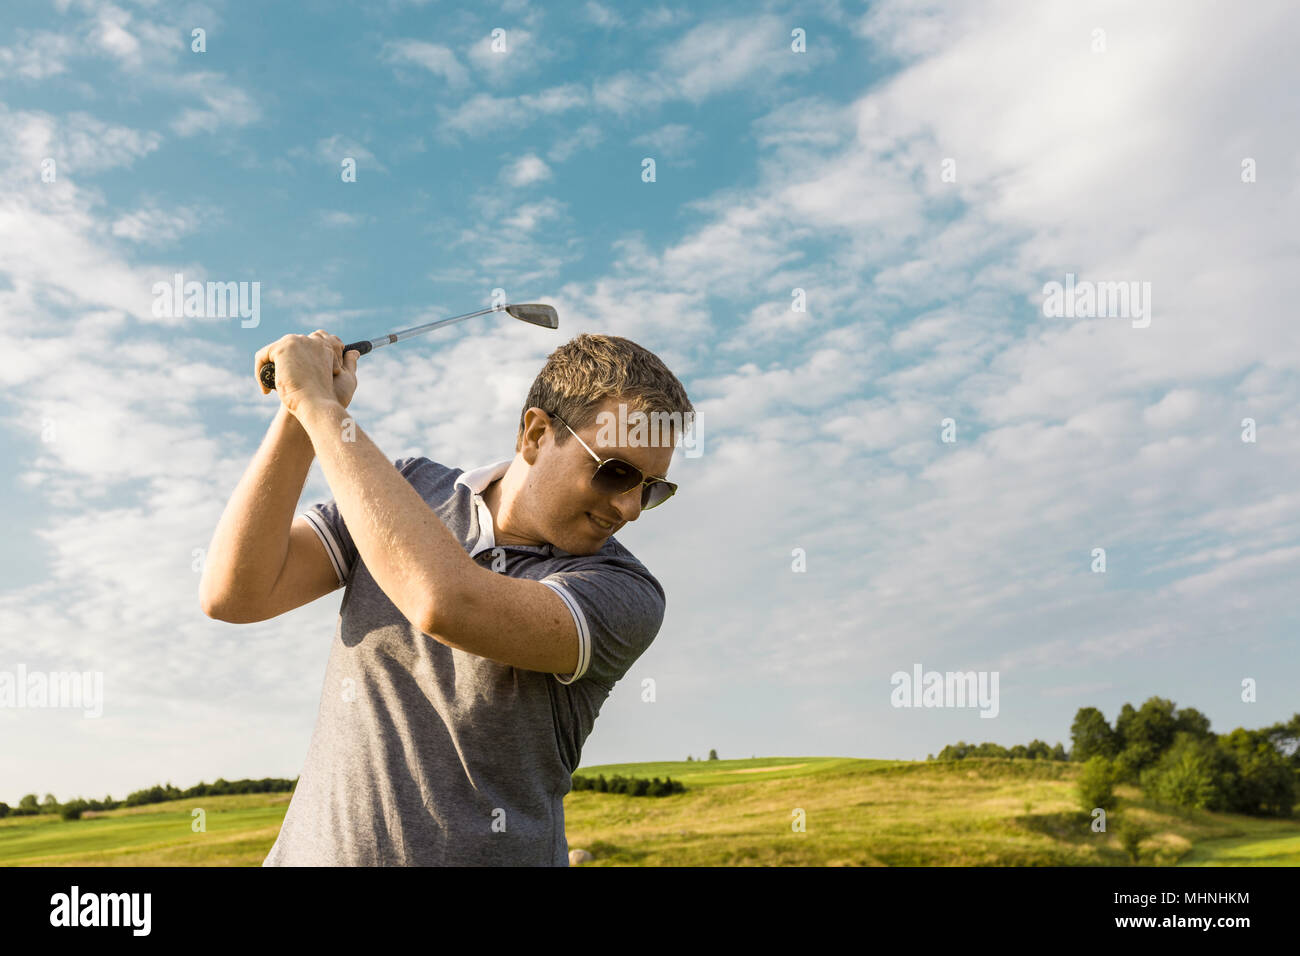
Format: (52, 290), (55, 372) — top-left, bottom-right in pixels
(583, 2), (623, 28)
(466, 27), (548, 82)
(294, 133), (389, 175)
(1, 105), (163, 175)
(0, 31), (77, 80)
(546, 122), (603, 163)
(502, 198), (564, 231)
(382, 39), (470, 87)
(501, 153), (551, 186)
(317, 210), (369, 227)
(110, 204), (203, 243)
(436, 84), (588, 140)
(170, 73), (261, 137)
(630, 123), (701, 165)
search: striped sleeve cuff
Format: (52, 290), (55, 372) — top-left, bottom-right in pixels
(541, 579), (591, 685)
(301, 510), (349, 587)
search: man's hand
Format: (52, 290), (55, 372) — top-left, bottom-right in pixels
(256, 330), (359, 415)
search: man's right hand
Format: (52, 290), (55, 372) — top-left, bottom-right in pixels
(257, 330), (359, 410)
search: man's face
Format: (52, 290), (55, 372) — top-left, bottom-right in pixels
(522, 397), (676, 555)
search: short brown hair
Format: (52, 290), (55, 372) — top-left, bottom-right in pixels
(516, 333), (694, 451)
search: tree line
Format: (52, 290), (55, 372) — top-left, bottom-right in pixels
(0, 776), (298, 821)
(928, 739), (1068, 761)
(928, 697), (1298, 817)
(1070, 700), (1296, 816)
(571, 774), (685, 797)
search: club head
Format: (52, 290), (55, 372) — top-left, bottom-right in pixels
(506, 303), (559, 329)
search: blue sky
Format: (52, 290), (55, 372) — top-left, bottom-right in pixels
(2, 0), (1298, 806)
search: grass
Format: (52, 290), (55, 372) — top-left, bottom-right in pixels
(1, 758), (1295, 866)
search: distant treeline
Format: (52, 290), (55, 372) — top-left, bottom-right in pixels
(572, 774), (685, 797)
(928, 740), (1068, 761)
(0, 777), (299, 821)
(930, 697), (1300, 818)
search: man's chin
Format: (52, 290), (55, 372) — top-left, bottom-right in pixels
(552, 533), (605, 556)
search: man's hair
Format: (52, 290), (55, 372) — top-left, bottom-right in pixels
(516, 333), (694, 451)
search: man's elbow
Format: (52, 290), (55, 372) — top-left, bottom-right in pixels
(200, 587), (256, 624)
(418, 579), (466, 642)
(200, 590), (235, 622)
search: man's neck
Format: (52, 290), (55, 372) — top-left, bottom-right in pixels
(480, 462), (542, 548)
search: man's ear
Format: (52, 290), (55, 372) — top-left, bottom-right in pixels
(520, 407), (550, 464)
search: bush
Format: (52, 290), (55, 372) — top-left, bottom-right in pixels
(571, 773), (684, 797)
(1217, 728), (1295, 816)
(1114, 817), (1152, 864)
(1077, 756), (1118, 813)
(1141, 733), (1233, 811)
(59, 800), (88, 821)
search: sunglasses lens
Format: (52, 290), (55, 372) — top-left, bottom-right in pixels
(593, 460), (640, 495)
(642, 480), (676, 509)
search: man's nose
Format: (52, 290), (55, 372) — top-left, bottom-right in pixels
(610, 487), (642, 523)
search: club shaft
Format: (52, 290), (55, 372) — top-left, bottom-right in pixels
(360, 305), (507, 352)
(259, 304), (510, 390)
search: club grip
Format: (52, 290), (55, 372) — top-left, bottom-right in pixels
(259, 341), (371, 391)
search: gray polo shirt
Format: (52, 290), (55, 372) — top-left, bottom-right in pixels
(261, 456), (666, 866)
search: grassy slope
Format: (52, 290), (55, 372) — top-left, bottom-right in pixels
(2, 758), (1295, 866)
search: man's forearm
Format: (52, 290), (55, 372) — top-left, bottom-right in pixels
(295, 398), (474, 634)
(200, 404), (316, 614)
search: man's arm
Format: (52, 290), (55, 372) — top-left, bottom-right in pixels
(200, 404), (324, 620)
(294, 399), (580, 674)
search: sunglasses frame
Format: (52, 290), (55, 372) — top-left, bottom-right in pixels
(547, 411), (678, 510)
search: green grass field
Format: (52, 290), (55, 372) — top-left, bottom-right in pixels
(3, 757), (1296, 866)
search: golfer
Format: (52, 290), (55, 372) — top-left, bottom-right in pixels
(199, 329), (694, 865)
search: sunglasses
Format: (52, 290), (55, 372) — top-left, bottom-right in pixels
(548, 411), (678, 510)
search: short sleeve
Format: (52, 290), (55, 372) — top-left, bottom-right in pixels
(299, 456), (422, 588)
(540, 563), (666, 689)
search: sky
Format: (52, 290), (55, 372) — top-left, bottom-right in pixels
(1, 0), (1298, 806)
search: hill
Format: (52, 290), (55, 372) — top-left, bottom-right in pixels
(1, 757), (1296, 866)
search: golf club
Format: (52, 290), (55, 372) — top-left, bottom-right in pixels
(258, 302), (559, 391)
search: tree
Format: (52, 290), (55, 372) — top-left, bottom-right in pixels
(686, 755), (693, 762)
(18, 794), (38, 811)
(1052, 742), (1068, 761)
(1217, 728), (1295, 816)
(0, 803), (9, 818)
(708, 749), (718, 761)
(1070, 707), (1120, 762)
(1262, 713), (1300, 772)
(1077, 756), (1118, 813)
(1115, 817), (1152, 864)
(1026, 739), (1053, 760)
(1174, 707), (1213, 740)
(1114, 703), (1138, 748)
(1115, 697), (1180, 781)
(1141, 732), (1234, 811)
(40, 793), (59, 813)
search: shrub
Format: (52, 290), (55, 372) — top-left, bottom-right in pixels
(1077, 756), (1118, 813)
(571, 773), (684, 797)
(1217, 728), (1295, 816)
(1141, 733), (1234, 811)
(1114, 817), (1152, 864)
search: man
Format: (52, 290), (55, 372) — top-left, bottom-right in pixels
(199, 328), (694, 865)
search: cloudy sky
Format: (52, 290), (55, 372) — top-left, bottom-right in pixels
(1, 0), (1297, 806)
